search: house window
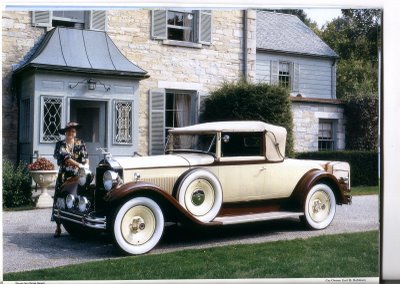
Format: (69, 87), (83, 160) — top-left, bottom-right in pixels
(20, 98), (31, 142)
(151, 10), (212, 46)
(165, 91), (194, 136)
(41, 96), (63, 142)
(149, 89), (199, 155)
(318, 120), (336, 151)
(279, 62), (290, 88)
(52, 11), (85, 27)
(32, 11), (106, 31)
(114, 101), (133, 145)
(167, 10), (195, 42)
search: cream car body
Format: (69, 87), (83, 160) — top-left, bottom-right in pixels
(52, 121), (351, 256)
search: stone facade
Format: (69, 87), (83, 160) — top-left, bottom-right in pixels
(292, 99), (346, 152)
(106, 10), (256, 154)
(2, 10), (257, 160)
(2, 11), (46, 161)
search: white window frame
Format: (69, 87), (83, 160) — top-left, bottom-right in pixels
(318, 119), (337, 151)
(167, 10), (195, 43)
(40, 96), (64, 143)
(113, 100), (134, 145)
(279, 61), (291, 89)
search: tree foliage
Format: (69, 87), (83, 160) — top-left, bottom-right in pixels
(201, 81), (294, 157)
(321, 9), (381, 99)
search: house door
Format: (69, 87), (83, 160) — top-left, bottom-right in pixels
(70, 100), (107, 172)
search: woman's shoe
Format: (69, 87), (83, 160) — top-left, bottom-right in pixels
(54, 226), (61, 238)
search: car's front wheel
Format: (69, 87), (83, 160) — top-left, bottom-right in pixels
(112, 197), (164, 255)
(301, 183), (336, 230)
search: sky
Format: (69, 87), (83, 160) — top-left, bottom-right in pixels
(303, 8), (342, 28)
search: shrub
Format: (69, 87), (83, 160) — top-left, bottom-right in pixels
(202, 81), (294, 156)
(3, 159), (33, 208)
(296, 151), (378, 186)
(344, 94), (379, 151)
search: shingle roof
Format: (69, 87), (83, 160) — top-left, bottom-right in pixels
(14, 27), (149, 78)
(256, 11), (339, 58)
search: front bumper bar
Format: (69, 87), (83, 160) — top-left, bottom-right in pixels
(53, 209), (107, 230)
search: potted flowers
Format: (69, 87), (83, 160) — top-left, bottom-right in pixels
(28, 157), (58, 208)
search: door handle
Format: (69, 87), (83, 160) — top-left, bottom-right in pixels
(260, 166), (267, 171)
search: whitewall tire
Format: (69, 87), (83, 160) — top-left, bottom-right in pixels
(113, 197), (164, 255)
(302, 183), (336, 230)
(177, 169), (223, 222)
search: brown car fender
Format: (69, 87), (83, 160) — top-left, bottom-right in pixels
(290, 169), (350, 209)
(103, 181), (218, 227)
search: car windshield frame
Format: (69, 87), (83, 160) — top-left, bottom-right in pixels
(165, 132), (217, 155)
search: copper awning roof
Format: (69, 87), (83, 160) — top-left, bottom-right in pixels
(14, 27), (149, 78)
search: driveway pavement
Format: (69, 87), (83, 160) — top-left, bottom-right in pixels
(3, 195), (379, 274)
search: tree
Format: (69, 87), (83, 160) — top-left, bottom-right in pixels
(321, 9), (381, 99)
(202, 81), (295, 157)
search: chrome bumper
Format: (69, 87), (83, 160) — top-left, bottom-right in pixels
(53, 209), (107, 230)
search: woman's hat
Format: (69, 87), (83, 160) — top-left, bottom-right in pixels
(58, 122), (81, 135)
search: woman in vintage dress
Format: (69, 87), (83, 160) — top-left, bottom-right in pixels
(53, 122), (89, 237)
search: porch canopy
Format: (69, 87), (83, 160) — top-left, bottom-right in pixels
(14, 27), (149, 78)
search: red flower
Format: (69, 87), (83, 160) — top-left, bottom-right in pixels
(28, 157), (55, 171)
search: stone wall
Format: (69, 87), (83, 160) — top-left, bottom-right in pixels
(2, 10), (256, 160)
(2, 11), (46, 161)
(106, 10), (256, 155)
(292, 100), (346, 152)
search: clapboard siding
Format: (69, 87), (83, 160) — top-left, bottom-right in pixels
(256, 52), (335, 99)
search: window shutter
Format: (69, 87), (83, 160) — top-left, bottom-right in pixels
(89, 11), (107, 31)
(197, 92), (209, 123)
(331, 61), (337, 98)
(198, 10), (212, 45)
(292, 62), (300, 92)
(151, 10), (167, 40)
(32, 11), (52, 28)
(149, 89), (166, 155)
(270, 60), (279, 85)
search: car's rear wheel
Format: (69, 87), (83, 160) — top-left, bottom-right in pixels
(176, 169), (222, 222)
(301, 183), (336, 230)
(112, 197), (164, 255)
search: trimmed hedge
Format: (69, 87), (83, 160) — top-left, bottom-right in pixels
(202, 81), (294, 156)
(296, 151), (378, 186)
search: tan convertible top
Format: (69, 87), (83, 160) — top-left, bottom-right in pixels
(170, 121), (287, 160)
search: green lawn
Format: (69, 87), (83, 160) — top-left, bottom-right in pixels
(4, 231), (379, 281)
(351, 185), (379, 196)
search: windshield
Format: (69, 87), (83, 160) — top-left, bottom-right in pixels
(165, 133), (216, 154)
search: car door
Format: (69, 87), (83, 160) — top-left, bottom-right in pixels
(216, 132), (267, 202)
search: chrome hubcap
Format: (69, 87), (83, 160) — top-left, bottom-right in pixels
(308, 190), (330, 223)
(129, 216), (146, 233)
(121, 205), (155, 245)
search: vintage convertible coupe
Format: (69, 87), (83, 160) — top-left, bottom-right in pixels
(52, 121), (351, 255)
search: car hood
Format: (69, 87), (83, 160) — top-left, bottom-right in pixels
(113, 153), (215, 169)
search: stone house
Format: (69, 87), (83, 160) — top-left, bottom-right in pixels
(256, 11), (345, 152)
(2, 9), (343, 168)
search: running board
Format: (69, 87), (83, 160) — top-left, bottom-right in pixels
(213, 211), (303, 225)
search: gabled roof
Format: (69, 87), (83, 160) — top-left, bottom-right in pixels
(256, 11), (339, 58)
(14, 27), (149, 78)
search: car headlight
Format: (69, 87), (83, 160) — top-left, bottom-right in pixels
(66, 194), (75, 209)
(103, 170), (120, 191)
(78, 196), (89, 212)
(78, 167), (92, 186)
